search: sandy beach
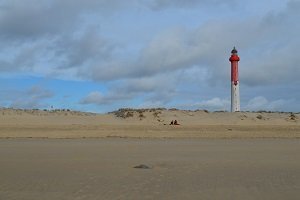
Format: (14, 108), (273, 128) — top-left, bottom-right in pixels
(0, 108), (299, 199)
(1, 138), (299, 200)
(0, 108), (299, 138)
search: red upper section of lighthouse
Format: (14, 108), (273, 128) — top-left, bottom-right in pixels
(229, 47), (240, 84)
(229, 47), (240, 62)
(229, 55), (240, 62)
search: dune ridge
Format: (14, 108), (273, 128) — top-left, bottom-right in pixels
(0, 108), (299, 139)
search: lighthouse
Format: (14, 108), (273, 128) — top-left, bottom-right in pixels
(229, 47), (240, 112)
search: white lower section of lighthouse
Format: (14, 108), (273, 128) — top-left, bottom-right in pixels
(231, 82), (240, 112)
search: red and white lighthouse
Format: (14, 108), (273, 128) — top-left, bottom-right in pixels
(229, 47), (240, 112)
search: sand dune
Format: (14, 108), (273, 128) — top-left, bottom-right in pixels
(0, 108), (299, 138)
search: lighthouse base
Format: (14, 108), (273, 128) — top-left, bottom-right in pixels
(231, 82), (240, 112)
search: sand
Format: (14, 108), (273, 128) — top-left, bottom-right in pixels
(0, 138), (299, 200)
(0, 108), (299, 138)
(0, 108), (299, 199)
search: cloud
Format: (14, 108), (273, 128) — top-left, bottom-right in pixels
(0, 60), (13, 71)
(0, 1), (70, 40)
(80, 72), (180, 106)
(243, 96), (293, 111)
(85, 26), (221, 81)
(143, 0), (235, 10)
(0, 0), (128, 40)
(174, 96), (297, 112)
(2, 0), (299, 87)
(0, 0), (123, 75)
(55, 27), (117, 69)
(178, 98), (230, 111)
(80, 91), (133, 105)
(27, 86), (54, 99)
(83, 0), (300, 87)
(80, 91), (104, 105)
(0, 0), (299, 112)
(0, 85), (54, 109)
(12, 86), (54, 109)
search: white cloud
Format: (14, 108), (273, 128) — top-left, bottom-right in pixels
(178, 98), (231, 111)
(80, 91), (104, 105)
(244, 96), (293, 111)
(80, 91), (134, 105)
(137, 100), (166, 109)
(84, 1), (300, 86)
(1, 0), (300, 87)
(1, 86), (55, 109)
(143, 0), (236, 10)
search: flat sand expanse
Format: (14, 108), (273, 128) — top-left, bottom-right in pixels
(0, 108), (299, 138)
(1, 139), (299, 200)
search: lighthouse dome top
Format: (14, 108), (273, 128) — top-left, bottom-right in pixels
(229, 47), (240, 62)
(231, 47), (238, 54)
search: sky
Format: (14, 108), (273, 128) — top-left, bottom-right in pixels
(0, 0), (299, 113)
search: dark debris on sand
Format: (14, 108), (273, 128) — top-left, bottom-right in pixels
(133, 164), (153, 169)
